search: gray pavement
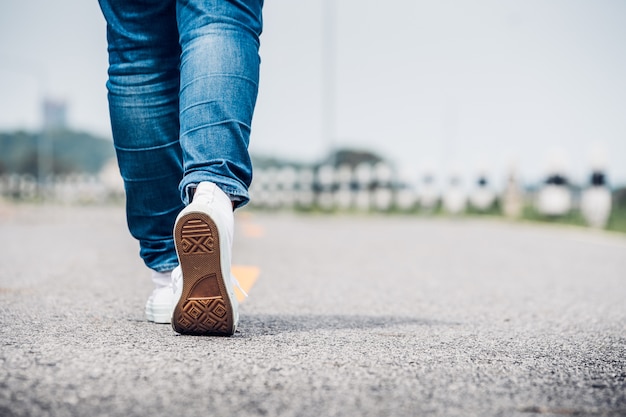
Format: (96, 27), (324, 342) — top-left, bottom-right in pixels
(1, 203), (625, 417)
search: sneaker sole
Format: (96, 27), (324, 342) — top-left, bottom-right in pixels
(172, 212), (234, 336)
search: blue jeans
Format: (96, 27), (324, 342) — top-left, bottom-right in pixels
(99, 0), (263, 272)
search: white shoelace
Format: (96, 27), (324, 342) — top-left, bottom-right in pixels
(231, 274), (248, 298)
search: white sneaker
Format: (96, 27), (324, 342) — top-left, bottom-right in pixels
(145, 270), (175, 324)
(171, 182), (239, 336)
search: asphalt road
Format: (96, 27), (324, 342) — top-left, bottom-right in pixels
(1, 203), (625, 417)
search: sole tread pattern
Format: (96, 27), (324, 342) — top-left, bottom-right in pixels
(172, 214), (233, 336)
(180, 219), (215, 254)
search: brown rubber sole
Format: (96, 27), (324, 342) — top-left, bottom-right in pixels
(172, 212), (234, 336)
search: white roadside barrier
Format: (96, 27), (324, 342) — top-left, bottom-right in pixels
(535, 174), (572, 217)
(442, 175), (466, 215)
(469, 175), (496, 212)
(581, 170), (612, 228)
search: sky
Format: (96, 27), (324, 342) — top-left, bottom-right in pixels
(1, 0), (625, 188)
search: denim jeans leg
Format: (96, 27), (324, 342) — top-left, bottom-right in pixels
(99, 0), (183, 272)
(176, 0), (264, 207)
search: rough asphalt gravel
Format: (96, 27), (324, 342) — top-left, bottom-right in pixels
(1, 204), (625, 417)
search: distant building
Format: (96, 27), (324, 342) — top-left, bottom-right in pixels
(42, 98), (67, 131)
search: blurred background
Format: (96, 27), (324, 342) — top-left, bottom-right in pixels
(0, 0), (625, 231)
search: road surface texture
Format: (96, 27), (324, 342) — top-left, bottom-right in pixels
(1, 203), (625, 417)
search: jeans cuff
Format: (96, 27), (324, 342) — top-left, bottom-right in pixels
(181, 177), (250, 208)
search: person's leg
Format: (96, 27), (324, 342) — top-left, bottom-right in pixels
(98, 0), (183, 273)
(176, 0), (263, 207)
(170, 0), (263, 335)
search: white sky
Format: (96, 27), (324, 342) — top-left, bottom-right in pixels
(1, 0), (625, 187)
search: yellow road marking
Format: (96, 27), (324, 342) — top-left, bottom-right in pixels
(238, 212), (265, 238)
(241, 222), (265, 238)
(232, 265), (260, 302)
(232, 213), (262, 302)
